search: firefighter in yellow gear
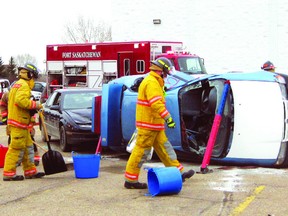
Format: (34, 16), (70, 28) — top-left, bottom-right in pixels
(3, 63), (45, 181)
(0, 89), (40, 166)
(124, 57), (195, 189)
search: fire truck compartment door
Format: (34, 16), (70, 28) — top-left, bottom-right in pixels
(118, 52), (133, 77)
(100, 83), (123, 148)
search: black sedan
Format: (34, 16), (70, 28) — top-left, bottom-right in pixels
(40, 88), (101, 152)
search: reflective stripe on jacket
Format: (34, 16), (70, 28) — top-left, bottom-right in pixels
(7, 79), (36, 129)
(135, 71), (170, 131)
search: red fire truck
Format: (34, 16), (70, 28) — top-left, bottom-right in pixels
(46, 41), (206, 96)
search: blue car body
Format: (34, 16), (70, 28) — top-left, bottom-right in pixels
(100, 71), (288, 167)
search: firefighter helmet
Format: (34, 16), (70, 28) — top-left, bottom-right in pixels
(18, 63), (39, 79)
(261, 61), (275, 72)
(151, 57), (172, 75)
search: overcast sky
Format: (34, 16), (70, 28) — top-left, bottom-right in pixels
(0, 0), (112, 70)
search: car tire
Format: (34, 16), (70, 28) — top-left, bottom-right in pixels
(60, 126), (71, 152)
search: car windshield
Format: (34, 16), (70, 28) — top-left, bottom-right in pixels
(62, 92), (100, 110)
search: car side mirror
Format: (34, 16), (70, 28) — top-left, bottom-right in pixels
(50, 105), (60, 111)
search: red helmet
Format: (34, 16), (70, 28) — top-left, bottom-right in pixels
(261, 61), (275, 72)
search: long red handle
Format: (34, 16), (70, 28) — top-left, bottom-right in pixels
(96, 136), (101, 154)
(200, 81), (230, 172)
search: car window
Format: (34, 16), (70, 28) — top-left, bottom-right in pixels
(1, 80), (10, 91)
(53, 93), (61, 106)
(32, 82), (46, 92)
(63, 92), (100, 110)
(45, 92), (60, 107)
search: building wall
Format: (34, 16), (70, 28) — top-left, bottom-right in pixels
(111, 0), (287, 74)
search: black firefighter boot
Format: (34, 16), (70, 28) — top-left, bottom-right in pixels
(124, 181), (148, 189)
(3, 175), (25, 181)
(182, 169), (195, 182)
(25, 172), (45, 179)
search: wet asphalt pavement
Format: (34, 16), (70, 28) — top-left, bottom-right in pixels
(0, 125), (288, 216)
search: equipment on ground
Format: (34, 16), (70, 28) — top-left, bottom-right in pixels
(39, 111), (67, 175)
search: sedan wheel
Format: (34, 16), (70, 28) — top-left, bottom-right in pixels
(60, 126), (71, 152)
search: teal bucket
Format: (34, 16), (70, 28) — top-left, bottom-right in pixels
(147, 167), (182, 196)
(72, 152), (100, 179)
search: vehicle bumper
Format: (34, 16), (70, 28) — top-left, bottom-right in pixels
(66, 131), (99, 145)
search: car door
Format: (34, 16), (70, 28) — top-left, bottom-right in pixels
(43, 92), (62, 139)
(50, 92), (62, 138)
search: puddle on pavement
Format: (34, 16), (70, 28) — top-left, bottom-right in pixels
(217, 165), (288, 175)
(217, 165), (258, 170)
(208, 166), (288, 192)
(209, 169), (244, 192)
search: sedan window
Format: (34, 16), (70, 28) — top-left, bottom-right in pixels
(33, 82), (45, 92)
(63, 92), (99, 110)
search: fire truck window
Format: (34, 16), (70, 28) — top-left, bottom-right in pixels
(178, 58), (201, 73)
(136, 60), (145, 73)
(124, 59), (130, 76)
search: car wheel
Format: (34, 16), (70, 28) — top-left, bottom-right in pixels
(60, 126), (71, 152)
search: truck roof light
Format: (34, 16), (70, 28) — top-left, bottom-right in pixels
(167, 51), (174, 54)
(134, 43), (139, 48)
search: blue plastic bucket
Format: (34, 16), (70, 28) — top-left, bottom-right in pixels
(72, 152), (100, 179)
(147, 167), (182, 196)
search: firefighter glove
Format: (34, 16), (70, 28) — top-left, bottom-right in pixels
(30, 115), (36, 124)
(2, 117), (7, 124)
(166, 117), (176, 128)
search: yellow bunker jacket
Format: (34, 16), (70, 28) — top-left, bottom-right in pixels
(136, 71), (171, 131)
(7, 79), (37, 129)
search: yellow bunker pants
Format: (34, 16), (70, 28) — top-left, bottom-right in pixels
(125, 128), (184, 182)
(3, 126), (37, 178)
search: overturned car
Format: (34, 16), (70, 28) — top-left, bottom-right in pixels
(99, 71), (288, 167)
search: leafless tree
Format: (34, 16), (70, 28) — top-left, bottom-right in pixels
(14, 54), (37, 67)
(63, 16), (112, 43)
